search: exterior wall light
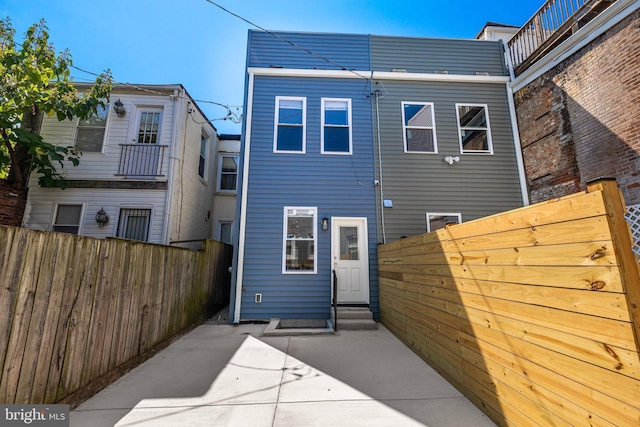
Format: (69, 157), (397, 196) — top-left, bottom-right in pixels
(95, 207), (109, 227)
(113, 99), (126, 117)
(321, 218), (329, 230)
(444, 156), (460, 165)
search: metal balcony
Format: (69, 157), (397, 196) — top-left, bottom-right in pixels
(116, 144), (166, 177)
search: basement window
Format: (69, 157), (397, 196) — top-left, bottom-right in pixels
(426, 212), (461, 233)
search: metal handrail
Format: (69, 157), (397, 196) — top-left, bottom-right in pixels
(507, 0), (607, 72)
(332, 269), (338, 332)
(116, 144), (167, 177)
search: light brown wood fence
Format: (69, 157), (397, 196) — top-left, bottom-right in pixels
(378, 179), (640, 427)
(0, 226), (232, 407)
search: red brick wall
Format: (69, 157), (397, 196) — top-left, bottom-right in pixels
(514, 10), (640, 204)
(0, 180), (27, 226)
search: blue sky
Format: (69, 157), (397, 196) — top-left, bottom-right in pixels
(3, 0), (542, 134)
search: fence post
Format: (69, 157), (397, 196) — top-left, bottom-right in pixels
(587, 177), (640, 352)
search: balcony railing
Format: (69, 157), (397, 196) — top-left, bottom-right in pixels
(508, 0), (616, 74)
(116, 144), (166, 177)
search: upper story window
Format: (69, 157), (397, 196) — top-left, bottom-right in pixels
(218, 155), (239, 192)
(75, 105), (108, 152)
(402, 102), (437, 153)
(274, 97), (306, 153)
(137, 110), (161, 144)
(456, 104), (493, 154)
(283, 207), (317, 274)
(426, 212), (462, 233)
(198, 132), (208, 180)
(321, 98), (352, 155)
(52, 204), (83, 234)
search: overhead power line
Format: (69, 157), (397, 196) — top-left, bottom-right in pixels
(69, 64), (242, 124)
(203, 0), (370, 81)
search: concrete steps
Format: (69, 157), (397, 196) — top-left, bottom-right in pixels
(332, 307), (377, 330)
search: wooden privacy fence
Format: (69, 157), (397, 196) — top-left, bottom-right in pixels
(378, 178), (640, 427)
(0, 227), (232, 407)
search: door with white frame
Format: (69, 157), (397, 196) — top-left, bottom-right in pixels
(331, 217), (369, 304)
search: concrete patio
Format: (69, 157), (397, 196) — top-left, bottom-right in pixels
(71, 322), (496, 426)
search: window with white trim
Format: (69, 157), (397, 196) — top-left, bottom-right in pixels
(274, 97), (306, 153)
(117, 208), (151, 242)
(198, 132), (208, 180)
(426, 213), (462, 233)
(218, 155), (239, 192)
(321, 98), (352, 154)
(52, 204), (83, 234)
(456, 104), (493, 154)
(218, 221), (233, 244)
(401, 102), (437, 153)
(283, 207), (316, 274)
(76, 105), (107, 152)
(137, 110), (162, 144)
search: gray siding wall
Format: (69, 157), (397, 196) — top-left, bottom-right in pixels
(374, 80), (524, 241)
(240, 75), (378, 320)
(371, 35), (508, 76)
(248, 30), (371, 71)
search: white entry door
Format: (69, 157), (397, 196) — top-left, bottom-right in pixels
(332, 217), (369, 304)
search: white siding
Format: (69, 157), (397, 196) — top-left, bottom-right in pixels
(23, 187), (167, 243)
(33, 93), (176, 183)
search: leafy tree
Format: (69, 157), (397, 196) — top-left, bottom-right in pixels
(0, 18), (112, 189)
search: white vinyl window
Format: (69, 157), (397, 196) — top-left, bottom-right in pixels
(283, 207), (317, 274)
(217, 155), (239, 192)
(401, 102), (437, 153)
(75, 105), (108, 152)
(198, 132), (209, 180)
(321, 98), (352, 154)
(117, 208), (151, 242)
(274, 97), (306, 153)
(52, 204), (83, 235)
(426, 213), (462, 233)
(456, 104), (493, 154)
(218, 221), (233, 244)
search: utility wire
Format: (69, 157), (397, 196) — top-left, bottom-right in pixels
(69, 64), (243, 123)
(204, 0), (370, 81)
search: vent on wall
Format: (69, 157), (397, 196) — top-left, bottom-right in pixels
(255, 293), (262, 303)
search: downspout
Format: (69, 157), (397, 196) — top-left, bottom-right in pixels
(163, 89), (185, 244)
(233, 71), (254, 324)
(503, 41), (530, 206)
(374, 89), (387, 244)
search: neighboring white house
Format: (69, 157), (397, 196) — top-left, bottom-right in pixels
(212, 134), (240, 245)
(22, 83), (237, 247)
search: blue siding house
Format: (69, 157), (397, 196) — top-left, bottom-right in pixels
(230, 30), (527, 324)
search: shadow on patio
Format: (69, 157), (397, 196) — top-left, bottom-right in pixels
(71, 324), (495, 427)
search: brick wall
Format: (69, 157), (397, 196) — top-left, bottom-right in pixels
(514, 9), (640, 204)
(0, 180), (27, 226)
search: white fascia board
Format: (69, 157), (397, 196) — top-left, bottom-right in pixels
(372, 71), (509, 84)
(249, 68), (371, 79)
(510, 0), (640, 92)
(249, 67), (510, 84)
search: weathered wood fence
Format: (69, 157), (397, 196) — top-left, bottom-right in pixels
(378, 179), (640, 427)
(0, 227), (232, 407)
